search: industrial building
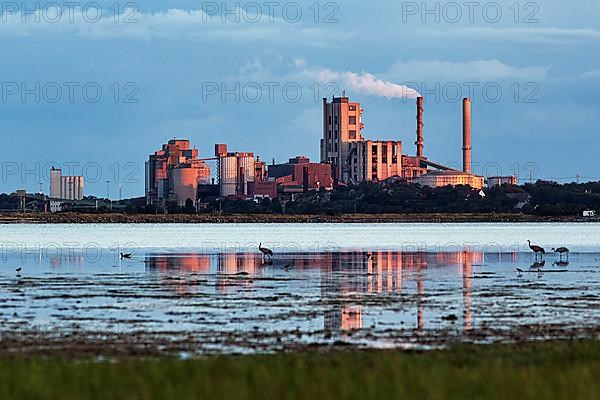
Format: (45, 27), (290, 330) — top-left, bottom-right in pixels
(413, 170), (484, 188)
(487, 176), (518, 187)
(145, 139), (211, 207)
(212, 147), (333, 200)
(268, 156), (333, 194)
(49, 167), (84, 200)
(144, 93), (485, 208)
(321, 95), (484, 189)
(215, 144), (256, 197)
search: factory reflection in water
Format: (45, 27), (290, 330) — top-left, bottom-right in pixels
(145, 251), (520, 335)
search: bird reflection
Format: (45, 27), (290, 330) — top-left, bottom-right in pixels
(530, 260), (546, 269)
(553, 260), (570, 268)
(145, 250), (502, 335)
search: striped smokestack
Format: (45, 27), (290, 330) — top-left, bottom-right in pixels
(416, 97), (424, 157)
(462, 98), (472, 174)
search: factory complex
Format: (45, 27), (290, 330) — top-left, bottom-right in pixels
(145, 95), (511, 209)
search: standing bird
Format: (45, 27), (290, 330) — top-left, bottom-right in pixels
(552, 247), (570, 261)
(258, 243), (273, 260)
(527, 240), (546, 260)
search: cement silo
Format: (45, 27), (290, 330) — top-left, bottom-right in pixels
(219, 155), (238, 197)
(50, 167), (62, 198)
(172, 167), (199, 207)
(218, 152), (256, 197)
(237, 153), (255, 196)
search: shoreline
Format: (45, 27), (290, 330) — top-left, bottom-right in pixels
(0, 212), (598, 224)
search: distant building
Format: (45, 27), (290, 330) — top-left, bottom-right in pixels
(488, 176), (517, 187)
(215, 144), (255, 197)
(269, 156), (333, 193)
(348, 140), (404, 183)
(413, 170), (485, 190)
(252, 181), (278, 199)
(321, 95), (483, 188)
(49, 200), (64, 213)
(49, 167), (84, 200)
(321, 96), (365, 183)
(145, 139), (211, 207)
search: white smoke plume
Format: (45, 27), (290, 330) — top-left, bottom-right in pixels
(306, 67), (421, 99)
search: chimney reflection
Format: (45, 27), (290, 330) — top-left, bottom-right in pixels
(216, 253), (260, 293)
(49, 253), (85, 269)
(144, 250), (508, 335)
(462, 250), (473, 332)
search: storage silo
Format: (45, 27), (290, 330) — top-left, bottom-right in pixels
(219, 155), (238, 197)
(50, 167), (62, 198)
(172, 167), (199, 207)
(236, 153), (255, 195)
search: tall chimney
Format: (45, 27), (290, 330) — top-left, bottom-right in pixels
(462, 98), (472, 174)
(415, 97), (424, 158)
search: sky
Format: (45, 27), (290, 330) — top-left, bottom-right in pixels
(0, 0), (599, 198)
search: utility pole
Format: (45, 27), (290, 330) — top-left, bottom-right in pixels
(106, 180), (111, 211)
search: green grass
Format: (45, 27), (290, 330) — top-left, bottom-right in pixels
(0, 340), (599, 400)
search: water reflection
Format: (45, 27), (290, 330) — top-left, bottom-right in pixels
(145, 250), (493, 334)
(2, 247), (596, 353)
(530, 260), (546, 269)
(553, 260), (570, 267)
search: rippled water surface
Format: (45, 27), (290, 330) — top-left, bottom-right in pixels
(0, 223), (599, 355)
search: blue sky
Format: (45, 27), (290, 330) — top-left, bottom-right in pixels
(1, 0), (599, 198)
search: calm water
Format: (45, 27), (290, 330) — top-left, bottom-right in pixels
(2, 222), (600, 252)
(1, 223), (599, 354)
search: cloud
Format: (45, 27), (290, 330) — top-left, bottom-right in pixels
(0, 7), (346, 44)
(384, 59), (551, 82)
(578, 69), (600, 79)
(422, 27), (600, 46)
(235, 55), (548, 100)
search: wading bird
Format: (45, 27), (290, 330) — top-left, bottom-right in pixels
(516, 268), (524, 276)
(528, 240), (546, 260)
(552, 247), (570, 261)
(259, 243), (273, 260)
